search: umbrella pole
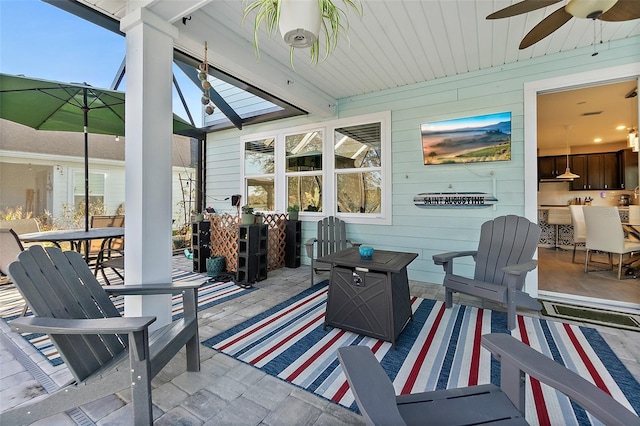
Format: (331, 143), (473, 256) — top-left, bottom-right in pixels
(83, 88), (90, 260)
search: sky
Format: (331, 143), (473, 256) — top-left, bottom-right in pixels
(0, 0), (203, 126)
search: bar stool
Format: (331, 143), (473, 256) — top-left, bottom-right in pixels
(547, 208), (572, 249)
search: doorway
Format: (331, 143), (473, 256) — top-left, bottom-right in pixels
(524, 64), (640, 312)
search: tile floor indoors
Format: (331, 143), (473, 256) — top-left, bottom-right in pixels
(1, 256), (639, 425)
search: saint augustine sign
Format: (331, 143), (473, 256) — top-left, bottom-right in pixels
(414, 192), (497, 208)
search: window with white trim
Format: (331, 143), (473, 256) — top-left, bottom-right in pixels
(241, 111), (391, 224)
(73, 171), (105, 209)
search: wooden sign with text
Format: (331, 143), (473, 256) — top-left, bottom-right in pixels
(414, 192), (497, 208)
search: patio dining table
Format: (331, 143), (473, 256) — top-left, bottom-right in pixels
(19, 227), (125, 262)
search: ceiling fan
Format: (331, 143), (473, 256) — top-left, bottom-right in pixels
(487, 0), (640, 49)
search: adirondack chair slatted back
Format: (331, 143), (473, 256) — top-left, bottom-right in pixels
(474, 215), (541, 290)
(317, 216), (350, 258)
(8, 246), (126, 382)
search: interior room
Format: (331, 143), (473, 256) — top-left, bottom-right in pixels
(536, 79), (640, 308)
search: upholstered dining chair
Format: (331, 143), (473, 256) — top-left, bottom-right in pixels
(583, 206), (640, 279)
(0, 228), (24, 281)
(568, 205), (586, 263)
(0, 228), (27, 315)
(626, 206), (640, 241)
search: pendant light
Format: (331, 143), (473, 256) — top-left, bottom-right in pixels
(557, 124), (580, 180)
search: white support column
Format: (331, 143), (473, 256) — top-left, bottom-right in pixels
(120, 8), (179, 329)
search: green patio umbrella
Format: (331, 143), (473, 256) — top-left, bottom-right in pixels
(0, 73), (199, 232)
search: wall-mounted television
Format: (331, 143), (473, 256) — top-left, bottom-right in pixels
(421, 112), (511, 165)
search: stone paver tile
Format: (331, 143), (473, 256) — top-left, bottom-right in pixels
(240, 375), (292, 410)
(81, 394), (126, 422)
(224, 361), (266, 386)
(313, 411), (364, 426)
(96, 403), (163, 425)
(0, 359), (26, 379)
(151, 381), (189, 412)
(0, 370), (35, 392)
(262, 394), (322, 426)
(155, 406), (204, 426)
(0, 379), (45, 411)
(290, 387), (330, 411)
(171, 370), (217, 395)
(205, 373), (249, 401)
(203, 396), (268, 426)
(181, 388), (226, 420)
(30, 412), (76, 425)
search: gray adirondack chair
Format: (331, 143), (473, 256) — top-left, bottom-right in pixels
(305, 216), (358, 286)
(432, 215), (542, 330)
(338, 334), (640, 426)
(1, 246), (203, 425)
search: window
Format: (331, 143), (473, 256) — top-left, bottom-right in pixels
(73, 171), (105, 209)
(244, 137), (275, 210)
(334, 122), (382, 214)
(241, 111), (391, 224)
(285, 130), (324, 212)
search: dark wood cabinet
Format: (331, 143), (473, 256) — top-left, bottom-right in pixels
(619, 148), (638, 190)
(538, 155), (565, 179)
(568, 152), (621, 190)
(603, 152), (620, 189)
(569, 155), (587, 190)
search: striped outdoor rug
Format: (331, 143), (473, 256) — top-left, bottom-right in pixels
(0, 268), (253, 366)
(203, 282), (640, 425)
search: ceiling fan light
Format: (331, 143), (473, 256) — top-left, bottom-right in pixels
(565, 0), (617, 18)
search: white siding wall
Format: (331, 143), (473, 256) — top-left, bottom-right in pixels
(205, 38), (640, 285)
(0, 154), (194, 229)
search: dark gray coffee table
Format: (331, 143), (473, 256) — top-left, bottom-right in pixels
(318, 247), (418, 348)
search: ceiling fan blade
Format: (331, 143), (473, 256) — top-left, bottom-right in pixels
(487, 0), (562, 20)
(519, 7), (573, 49)
(599, 0), (640, 21)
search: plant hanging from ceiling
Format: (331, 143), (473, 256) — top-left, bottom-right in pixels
(242, 0), (363, 68)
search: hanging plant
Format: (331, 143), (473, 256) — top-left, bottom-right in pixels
(242, 0), (363, 68)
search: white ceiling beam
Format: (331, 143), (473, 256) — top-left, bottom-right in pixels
(146, 0), (215, 24)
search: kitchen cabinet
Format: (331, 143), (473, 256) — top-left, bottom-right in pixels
(538, 155), (565, 179)
(619, 148), (639, 190)
(569, 152), (621, 190)
(569, 155), (587, 190)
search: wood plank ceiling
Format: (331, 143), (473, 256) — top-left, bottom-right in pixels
(67, 0), (640, 136)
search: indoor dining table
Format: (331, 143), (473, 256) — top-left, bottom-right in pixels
(19, 227), (125, 263)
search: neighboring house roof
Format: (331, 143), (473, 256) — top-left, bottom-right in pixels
(0, 118), (195, 167)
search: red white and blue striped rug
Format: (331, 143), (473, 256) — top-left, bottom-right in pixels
(0, 268), (254, 366)
(203, 282), (640, 425)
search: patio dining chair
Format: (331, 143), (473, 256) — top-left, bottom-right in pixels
(583, 206), (640, 279)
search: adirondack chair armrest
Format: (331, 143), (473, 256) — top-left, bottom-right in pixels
(104, 281), (205, 296)
(347, 240), (361, 248)
(10, 316), (156, 335)
(482, 333), (640, 426)
(502, 260), (538, 276)
(432, 250), (478, 265)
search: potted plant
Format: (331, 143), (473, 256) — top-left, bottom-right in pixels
(287, 204), (299, 220)
(242, 0), (363, 67)
(241, 205), (255, 225)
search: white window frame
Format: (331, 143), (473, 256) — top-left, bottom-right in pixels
(240, 111), (391, 225)
(71, 169), (106, 208)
